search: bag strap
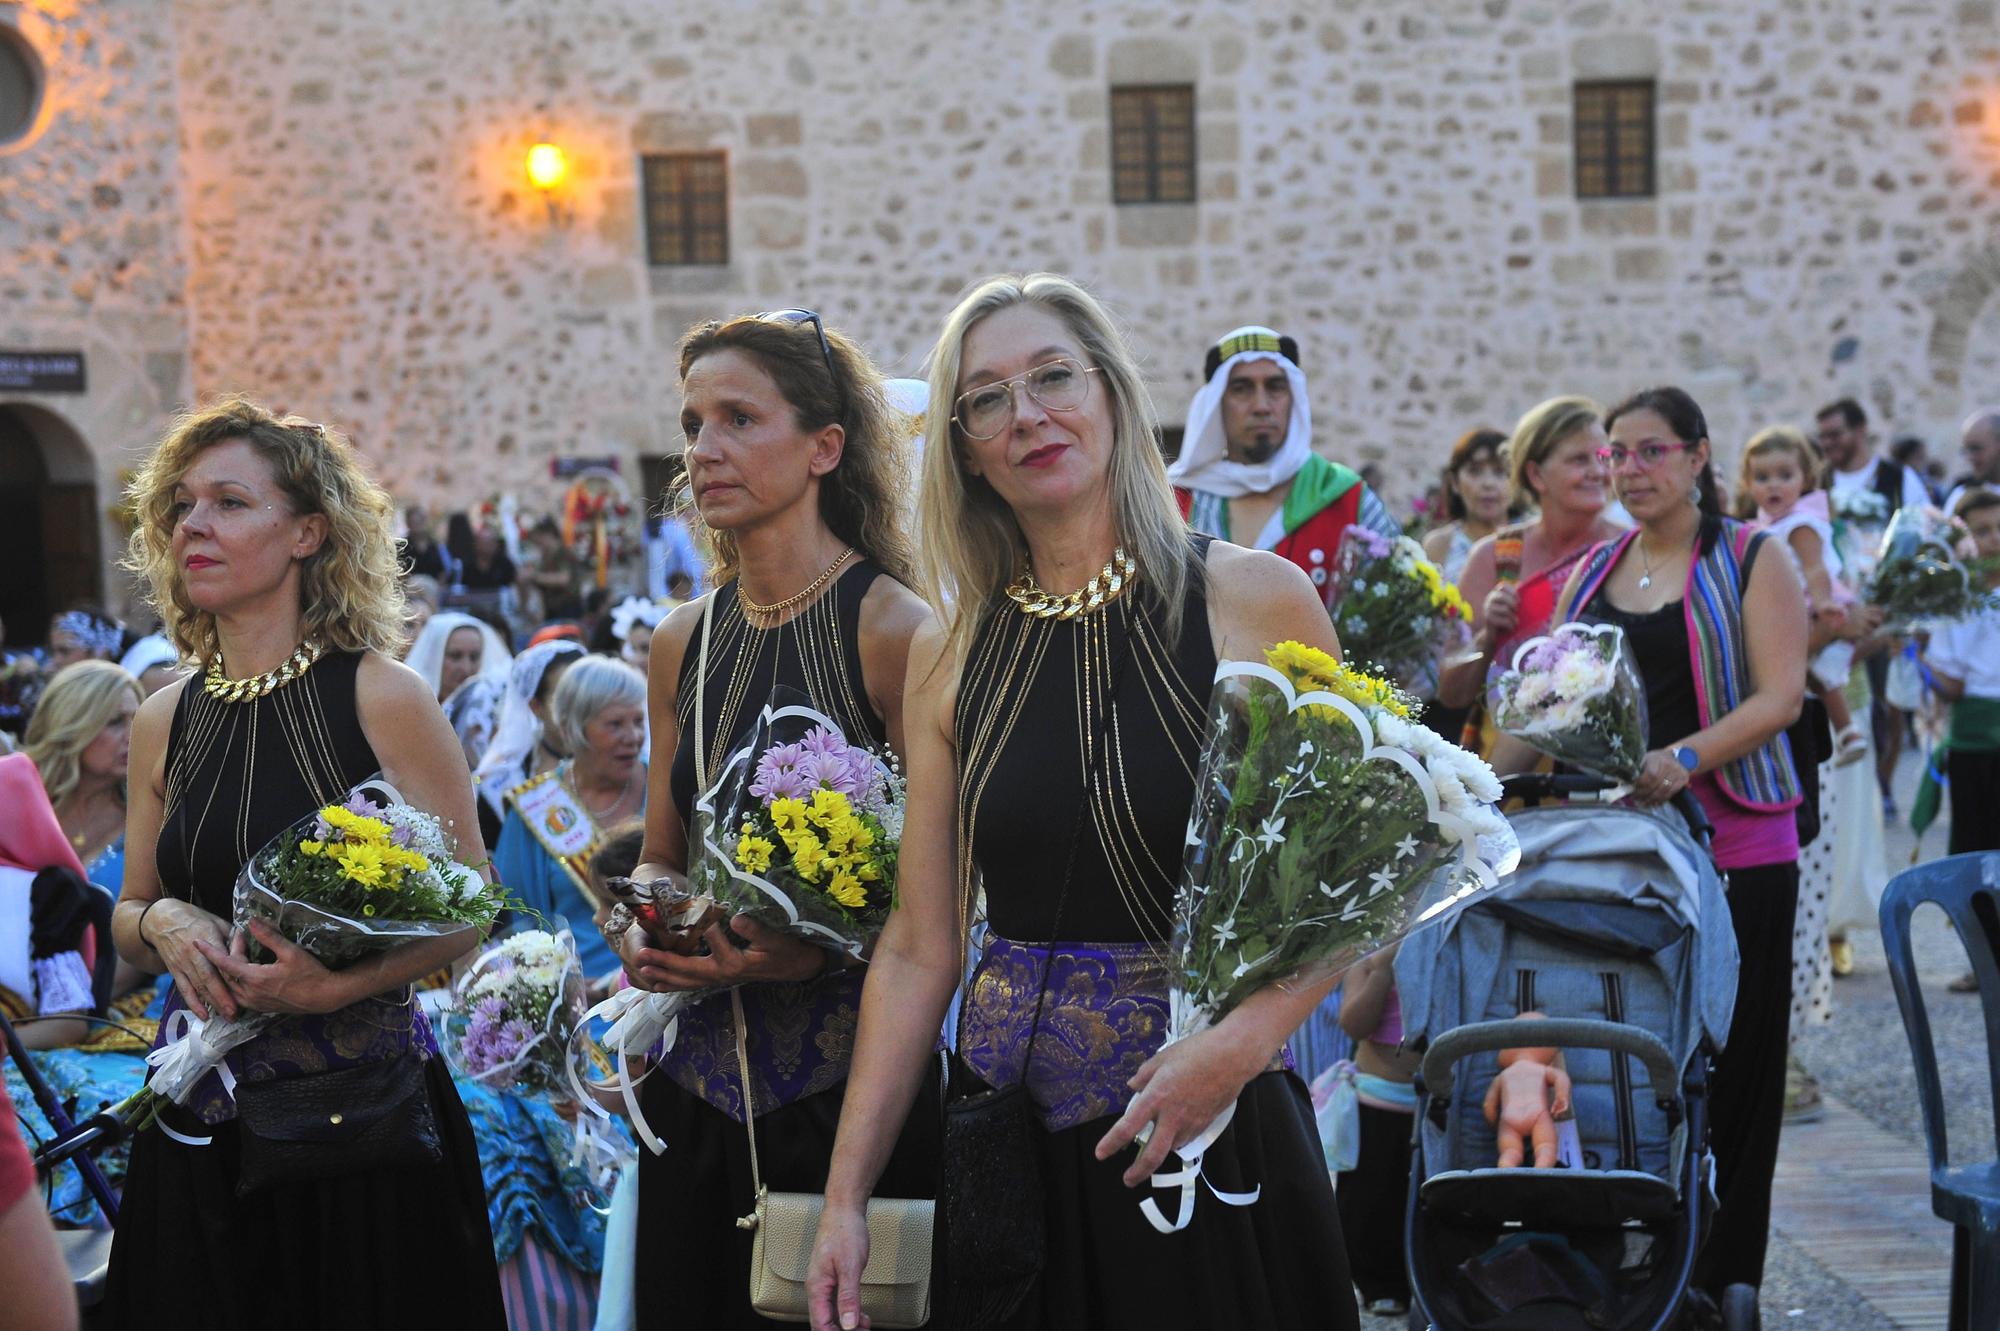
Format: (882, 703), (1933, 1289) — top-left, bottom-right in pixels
(695, 589), (717, 794)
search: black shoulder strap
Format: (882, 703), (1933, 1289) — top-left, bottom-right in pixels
(1873, 458), (1906, 513)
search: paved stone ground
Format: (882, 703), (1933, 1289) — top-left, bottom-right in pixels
(1362, 746), (1966, 1330)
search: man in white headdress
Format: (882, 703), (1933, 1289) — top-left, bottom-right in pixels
(1169, 326), (1398, 608)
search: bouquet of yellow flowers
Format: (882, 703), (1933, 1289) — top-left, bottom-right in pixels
(690, 692), (904, 952)
(1325, 527), (1475, 696)
(1139, 641), (1512, 1233)
(119, 781), (505, 1129)
(570, 694), (904, 1156)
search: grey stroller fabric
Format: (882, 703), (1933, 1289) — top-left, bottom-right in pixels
(1395, 804), (1736, 1193)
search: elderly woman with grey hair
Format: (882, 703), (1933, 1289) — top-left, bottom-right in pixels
(492, 654), (647, 986)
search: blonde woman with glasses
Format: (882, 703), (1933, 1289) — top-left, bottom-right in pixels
(808, 275), (1358, 1331)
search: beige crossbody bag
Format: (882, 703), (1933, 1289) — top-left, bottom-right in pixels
(694, 591), (936, 1327)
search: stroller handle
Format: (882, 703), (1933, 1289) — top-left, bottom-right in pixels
(1420, 1017), (1680, 1107)
(1499, 773), (1714, 846)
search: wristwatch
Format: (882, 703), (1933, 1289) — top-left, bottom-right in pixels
(1671, 745), (1699, 773)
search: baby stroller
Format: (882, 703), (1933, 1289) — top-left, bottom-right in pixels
(1393, 774), (1756, 1331)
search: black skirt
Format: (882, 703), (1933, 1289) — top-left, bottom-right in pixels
(997, 1070), (1358, 1331)
(634, 1069), (943, 1331)
(101, 1055), (504, 1330)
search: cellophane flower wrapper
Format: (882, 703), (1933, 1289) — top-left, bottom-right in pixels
(1487, 621), (1651, 787)
(1863, 505), (1999, 633)
(687, 690), (905, 960)
(119, 779), (507, 1126)
(1832, 487), (1895, 585)
(439, 927), (589, 1097)
(1140, 643), (1513, 1234)
(1324, 527), (1475, 698)
(571, 692), (905, 1156)
(1169, 644), (1511, 1041)
(441, 925), (634, 1205)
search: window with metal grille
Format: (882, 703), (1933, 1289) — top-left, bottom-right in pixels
(1573, 80), (1655, 199)
(1110, 85), (1196, 205)
(641, 152), (729, 265)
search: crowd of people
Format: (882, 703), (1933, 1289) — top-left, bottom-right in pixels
(1, 272), (1997, 1331)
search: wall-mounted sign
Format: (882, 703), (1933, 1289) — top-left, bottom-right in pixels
(0, 350), (86, 393)
(550, 455), (620, 479)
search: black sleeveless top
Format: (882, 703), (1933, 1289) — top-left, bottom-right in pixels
(671, 559), (890, 829)
(1583, 596), (1702, 753)
(956, 538), (1216, 944)
(157, 650), (382, 913)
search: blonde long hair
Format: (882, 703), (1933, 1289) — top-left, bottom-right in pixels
(123, 397), (408, 663)
(24, 660), (141, 808)
(918, 273), (1191, 664)
(675, 316), (916, 590)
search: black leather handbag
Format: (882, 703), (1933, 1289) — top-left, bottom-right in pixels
(938, 641), (1128, 1330)
(233, 1052), (442, 1197)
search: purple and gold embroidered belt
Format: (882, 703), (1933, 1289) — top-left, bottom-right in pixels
(957, 934), (1291, 1133)
(659, 967), (864, 1123)
(156, 984), (437, 1126)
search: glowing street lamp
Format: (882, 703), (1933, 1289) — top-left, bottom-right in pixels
(526, 141), (569, 192)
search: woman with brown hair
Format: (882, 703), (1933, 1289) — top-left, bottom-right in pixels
(609, 311), (937, 1330)
(1422, 426), (1513, 584)
(102, 397), (502, 1328)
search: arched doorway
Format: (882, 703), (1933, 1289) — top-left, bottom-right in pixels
(0, 403), (101, 647)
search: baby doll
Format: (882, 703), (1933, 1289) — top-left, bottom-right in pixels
(1482, 1011), (1572, 1169)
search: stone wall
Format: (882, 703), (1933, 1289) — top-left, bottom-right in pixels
(1, 0), (194, 604)
(8, 0), (2000, 527)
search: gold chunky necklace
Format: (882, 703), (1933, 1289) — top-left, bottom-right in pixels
(203, 638), (326, 703)
(1005, 547), (1136, 619)
(739, 547), (854, 624)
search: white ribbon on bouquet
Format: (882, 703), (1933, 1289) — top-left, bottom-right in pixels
(567, 986), (689, 1157)
(141, 1007), (273, 1145)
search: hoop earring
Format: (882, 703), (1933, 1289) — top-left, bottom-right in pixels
(1689, 483), (1702, 507)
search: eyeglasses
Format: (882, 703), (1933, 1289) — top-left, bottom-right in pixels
(952, 357), (1100, 441)
(1596, 441), (1692, 470)
(756, 309), (844, 417)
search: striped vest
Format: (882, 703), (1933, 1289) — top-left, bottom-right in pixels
(1558, 519), (1802, 813)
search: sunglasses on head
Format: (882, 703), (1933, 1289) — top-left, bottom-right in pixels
(756, 309), (844, 418)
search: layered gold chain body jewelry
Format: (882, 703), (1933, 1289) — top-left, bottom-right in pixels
(202, 638), (326, 703)
(679, 561), (874, 797)
(739, 547), (854, 625)
(1004, 547), (1136, 619)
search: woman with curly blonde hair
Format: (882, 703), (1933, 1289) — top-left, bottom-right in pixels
(103, 397), (503, 1328)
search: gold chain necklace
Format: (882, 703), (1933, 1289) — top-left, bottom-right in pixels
(1005, 547), (1136, 619)
(739, 547), (854, 624)
(203, 638), (326, 703)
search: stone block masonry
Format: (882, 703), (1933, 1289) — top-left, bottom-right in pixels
(3, 0), (1999, 527)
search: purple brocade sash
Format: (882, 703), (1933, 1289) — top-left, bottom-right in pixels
(154, 984), (437, 1126)
(959, 934), (1293, 1133)
(659, 966), (864, 1123)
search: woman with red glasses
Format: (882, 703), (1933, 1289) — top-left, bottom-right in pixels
(1553, 385), (1807, 1308)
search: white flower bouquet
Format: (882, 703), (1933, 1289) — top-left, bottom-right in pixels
(1487, 621), (1651, 789)
(1141, 642), (1513, 1233)
(1325, 527), (1476, 697)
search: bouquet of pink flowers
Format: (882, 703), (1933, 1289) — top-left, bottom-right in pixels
(1487, 622), (1651, 786)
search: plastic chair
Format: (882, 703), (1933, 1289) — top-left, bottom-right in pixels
(1879, 850), (2000, 1331)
